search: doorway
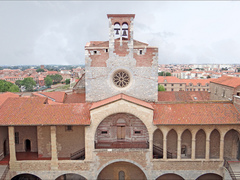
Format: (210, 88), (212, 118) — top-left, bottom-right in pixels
(25, 139), (31, 152)
(3, 140), (7, 156)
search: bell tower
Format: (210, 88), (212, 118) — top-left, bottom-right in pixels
(85, 14), (158, 102)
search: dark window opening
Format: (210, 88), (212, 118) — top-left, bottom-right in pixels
(106, 49), (108, 53)
(66, 126), (72, 131)
(102, 131), (108, 134)
(94, 50), (97, 54)
(15, 132), (19, 144)
(25, 139), (31, 152)
(139, 50), (142, 54)
(237, 92), (240, 96)
(135, 131), (141, 134)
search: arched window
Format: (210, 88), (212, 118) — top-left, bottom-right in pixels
(122, 23), (128, 38)
(119, 171), (125, 180)
(114, 23), (120, 39)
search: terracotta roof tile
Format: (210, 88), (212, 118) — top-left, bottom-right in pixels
(0, 92), (20, 106)
(90, 94), (153, 110)
(210, 75), (240, 88)
(64, 93), (86, 103)
(0, 97), (91, 125)
(33, 92), (66, 103)
(153, 102), (240, 125)
(158, 91), (210, 102)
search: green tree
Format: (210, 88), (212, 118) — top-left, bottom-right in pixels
(15, 80), (22, 88)
(21, 77), (36, 92)
(158, 84), (165, 91)
(44, 76), (53, 87)
(9, 85), (20, 92)
(36, 68), (45, 72)
(0, 80), (19, 92)
(207, 75), (211, 79)
(47, 74), (63, 84)
(158, 72), (171, 76)
(65, 79), (70, 85)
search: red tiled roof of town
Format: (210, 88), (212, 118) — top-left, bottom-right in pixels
(0, 97), (91, 125)
(158, 91), (210, 102)
(210, 75), (240, 88)
(158, 76), (184, 84)
(47, 71), (58, 74)
(153, 102), (240, 125)
(90, 94), (153, 110)
(0, 92), (19, 106)
(64, 93), (86, 103)
(32, 92), (66, 103)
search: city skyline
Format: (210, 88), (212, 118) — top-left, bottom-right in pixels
(1, 1), (240, 65)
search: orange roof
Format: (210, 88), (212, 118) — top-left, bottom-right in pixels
(47, 71), (58, 74)
(64, 93), (86, 103)
(0, 97), (91, 125)
(210, 76), (240, 88)
(153, 102), (240, 125)
(33, 92), (66, 103)
(90, 94), (153, 110)
(158, 76), (184, 84)
(158, 91), (210, 102)
(0, 92), (19, 106)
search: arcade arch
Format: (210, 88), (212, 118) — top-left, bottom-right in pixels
(195, 129), (206, 159)
(156, 173), (184, 180)
(11, 173), (41, 180)
(224, 129), (240, 160)
(55, 173), (86, 180)
(196, 173), (222, 180)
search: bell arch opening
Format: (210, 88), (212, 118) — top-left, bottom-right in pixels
(95, 113), (149, 149)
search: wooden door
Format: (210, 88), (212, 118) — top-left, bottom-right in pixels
(117, 126), (125, 140)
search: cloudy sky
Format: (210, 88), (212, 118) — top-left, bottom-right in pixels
(0, 1), (240, 65)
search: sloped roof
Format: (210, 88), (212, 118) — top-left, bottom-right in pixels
(0, 97), (91, 125)
(210, 76), (240, 88)
(90, 94), (153, 110)
(153, 102), (240, 125)
(158, 91), (210, 102)
(64, 93), (86, 103)
(0, 92), (19, 106)
(33, 92), (66, 103)
(158, 76), (184, 83)
(181, 79), (212, 86)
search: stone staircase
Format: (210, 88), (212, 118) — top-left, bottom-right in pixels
(0, 165), (8, 180)
(229, 161), (240, 180)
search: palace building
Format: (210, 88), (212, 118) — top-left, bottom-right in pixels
(0, 14), (240, 180)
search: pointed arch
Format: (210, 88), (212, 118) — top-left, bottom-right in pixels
(181, 129), (192, 159)
(167, 129), (177, 158)
(210, 129), (220, 159)
(224, 129), (240, 160)
(153, 129), (163, 159)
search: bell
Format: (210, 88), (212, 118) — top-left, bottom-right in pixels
(122, 30), (127, 36)
(115, 29), (119, 35)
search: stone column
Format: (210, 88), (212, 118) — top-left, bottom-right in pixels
(191, 138), (196, 160)
(163, 137), (167, 160)
(205, 137), (210, 160)
(50, 126), (58, 170)
(8, 126), (17, 167)
(220, 137), (224, 160)
(177, 136), (181, 160)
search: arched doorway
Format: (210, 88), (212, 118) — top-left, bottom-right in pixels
(196, 173), (222, 180)
(97, 161), (147, 180)
(156, 173), (184, 180)
(195, 129), (206, 159)
(95, 113), (149, 149)
(25, 139), (31, 152)
(55, 173), (86, 180)
(181, 129), (192, 159)
(210, 129), (220, 159)
(11, 173), (41, 180)
(224, 129), (240, 160)
(153, 129), (163, 159)
(167, 129), (177, 158)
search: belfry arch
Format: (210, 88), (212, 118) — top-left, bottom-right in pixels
(95, 113), (149, 149)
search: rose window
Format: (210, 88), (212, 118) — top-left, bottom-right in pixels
(113, 71), (130, 88)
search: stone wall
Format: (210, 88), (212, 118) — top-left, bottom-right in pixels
(56, 126), (85, 158)
(210, 83), (234, 100)
(37, 126), (51, 158)
(15, 126), (37, 153)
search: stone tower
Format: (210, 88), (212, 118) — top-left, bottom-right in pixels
(85, 14), (158, 102)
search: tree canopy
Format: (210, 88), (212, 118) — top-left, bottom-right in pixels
(0, 80), (20, 92)
(36, 68), (45, 72)
(47, 74), (63, 84)
(44, 76), (53, 87)
(65, 79), (70, 85)
(158, 72), (171, 76)
(21, 77), (36, 92)
(158, 84), (165, 91)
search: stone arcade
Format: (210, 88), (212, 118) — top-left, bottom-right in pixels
(0, 14), (240, 180)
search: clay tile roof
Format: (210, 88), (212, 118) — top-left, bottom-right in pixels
(158, 91), (210, 102)
(210, 76), (240, 88)
(0, 97), (91, 125)
(90, 94), (153, 110)
(0, 92), (19, 106)
(153, 102), (240, 125)
(34, 92), (66, 103)
(181, 79), (212, 86)
(158, 76), (184, 84)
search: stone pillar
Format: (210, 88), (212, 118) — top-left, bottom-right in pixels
(220, 137), (224, 160)
(177, 136), (181, 160)
(85, 126), (93, 160)
(8, 126), (17, 167)
(163, 137), (167, 160)
(191, 138), (196, 160)
(205, 137), (210, 160)
(50, 126), (58, 170)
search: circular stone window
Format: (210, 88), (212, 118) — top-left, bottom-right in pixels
(113, 71), (130, 88)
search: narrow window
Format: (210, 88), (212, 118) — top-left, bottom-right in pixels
(66, 126), (72, 131)
(164, 84), (167, 86)
(119, 171), (125, 180)
(135, 131), (141, 134)
(180, 84), (182, 86)
(102, 131), (108, 134)
(15, 132), (19, 144)
(105, 49), (108, 53)
(172, 84), (174, 86)
(139, 50), (142, 55)
(171, 88), (174, 91)
(94, 50), (97, 54)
